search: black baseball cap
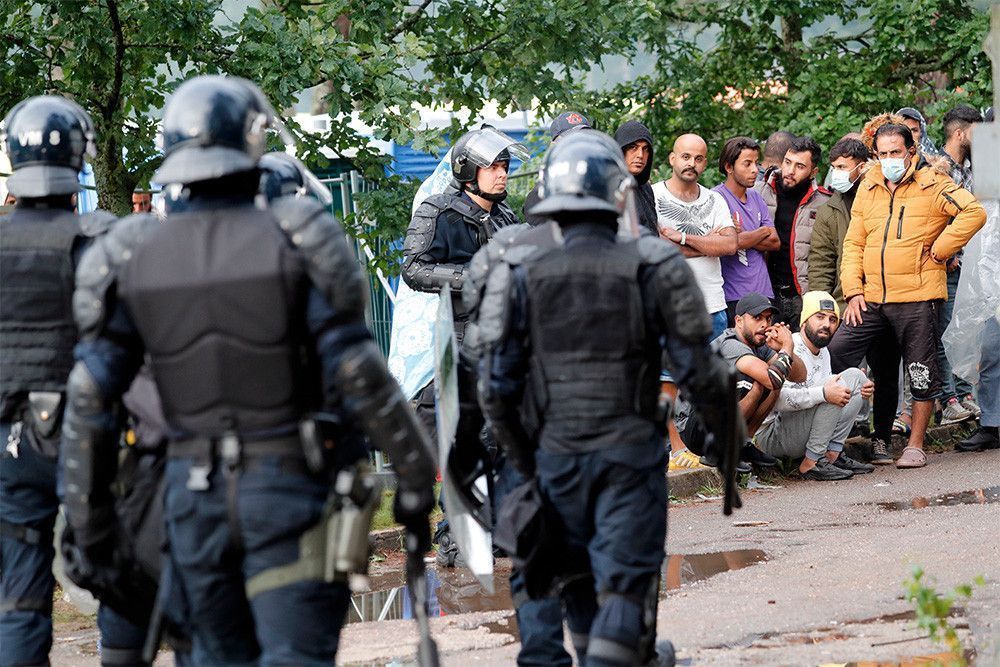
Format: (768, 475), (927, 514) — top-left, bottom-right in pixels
(549, 111), (591, 139)
(735, 292), (776, 317)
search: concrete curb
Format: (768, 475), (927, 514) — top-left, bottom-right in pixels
(370, 526), (405, 553)
(370, 420), (981, 553)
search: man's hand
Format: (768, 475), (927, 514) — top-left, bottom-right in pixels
(946, 256), (961, 273)
(860, 379), (874, 400)
(822, 374), (851, 407)
(660, 227), (681, 243)
(765, 322), (793, 353)
(844, 294), (867, 327)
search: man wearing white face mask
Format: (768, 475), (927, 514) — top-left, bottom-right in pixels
(809, 138), (871, 311)
(828, 116), (986, 469)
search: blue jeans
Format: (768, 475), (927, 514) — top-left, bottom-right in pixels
(937, 268), (974, 402)
(535, 441), (667, 667)
(980, 318), (1000, 428)
(494, 457), (572, 666)
(163, 455), (351, 666)
(1, 423), (147, 667)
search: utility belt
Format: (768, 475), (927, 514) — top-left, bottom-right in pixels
(166, 427), (379, 599)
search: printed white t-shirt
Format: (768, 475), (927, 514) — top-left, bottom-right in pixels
(650, 181), (734, 314)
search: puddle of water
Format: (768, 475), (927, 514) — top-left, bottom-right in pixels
(347, 549), (769, 625)
(875, 485), (1000, 511)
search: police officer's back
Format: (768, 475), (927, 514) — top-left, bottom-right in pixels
(59, 76), (436, 665)
(478, 131), (734, 667)
(0, 96), (148, 667)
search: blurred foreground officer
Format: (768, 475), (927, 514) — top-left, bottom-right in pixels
(0, 96), (152, 667)
(478, 131), (737, 666)
(59, 76), (436, 665)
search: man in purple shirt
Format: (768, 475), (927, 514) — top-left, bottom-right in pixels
(714, 136), (780, 324)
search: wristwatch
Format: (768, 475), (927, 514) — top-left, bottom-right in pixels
(680, 231), (687, 246)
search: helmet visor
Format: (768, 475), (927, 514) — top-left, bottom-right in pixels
(463, 128), (530, 168)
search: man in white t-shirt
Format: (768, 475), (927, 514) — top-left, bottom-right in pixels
(653, 134), (738, 471)
(652, 133), (737, 337)
(755, 291), (876, 480)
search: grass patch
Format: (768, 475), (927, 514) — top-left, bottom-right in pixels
(371, 482), (443, 532)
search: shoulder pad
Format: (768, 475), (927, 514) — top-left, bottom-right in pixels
(634, 234), (680, 266)
(478, 261), (514, 349)
(73, 213), (158, 338)
(416, 193), (452, 217)
(493, 201), (521, 226)
(270, 195), (367, 320)
(78, 209), (118, 237)
(462, 223), (531, 313)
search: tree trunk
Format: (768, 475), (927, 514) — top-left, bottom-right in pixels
(91, 134), (135, 216)
(780, 14), (803, 93)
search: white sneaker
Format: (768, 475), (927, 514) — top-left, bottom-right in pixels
(961, 395), (982, 419)
(940, 398), (974, 425)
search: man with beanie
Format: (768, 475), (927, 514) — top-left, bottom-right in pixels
(754, 292), (876, 480)
(614, 119), (658, 235)
(523, 111), (591, 226)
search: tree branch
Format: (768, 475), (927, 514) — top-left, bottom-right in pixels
(103, 0), (126, 123)
(434, 33), (504, 59)
(386, 0), (434, 42)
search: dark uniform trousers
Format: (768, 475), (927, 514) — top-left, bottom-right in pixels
(535, 439), (667, 667)
(163, 454), (350, 666)
(1, 423), (147, 667)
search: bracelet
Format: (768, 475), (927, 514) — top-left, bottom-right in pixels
(680, 231), (687, 246)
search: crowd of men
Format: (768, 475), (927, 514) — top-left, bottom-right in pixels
(498, 107), (994, 480)
(0, 70), (996, 667)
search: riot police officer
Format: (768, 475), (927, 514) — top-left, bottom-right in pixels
(402, 127), (526, 566)
(0, 96), (150, 667)
(59, 75), (436, 664)
(478, 130), (737, 666)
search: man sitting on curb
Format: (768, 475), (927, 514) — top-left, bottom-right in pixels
(685, 292), (807, 470)
(755, 292), (876, 480)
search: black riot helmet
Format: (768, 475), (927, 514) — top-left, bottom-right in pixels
(154, 75), (291, 185)
(529, 129), (637, 226)
(450, 127), (530, 201)
(1, 96), (96, 198)
(257, 152), (332, 205)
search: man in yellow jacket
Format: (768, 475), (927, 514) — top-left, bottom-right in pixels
(828, 121), (986, 469)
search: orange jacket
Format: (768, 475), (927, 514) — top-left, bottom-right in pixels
(840, 156), (986, 304)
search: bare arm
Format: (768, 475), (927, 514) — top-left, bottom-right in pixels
(737, 225), (779, 251)
(660, 226), (737, 257)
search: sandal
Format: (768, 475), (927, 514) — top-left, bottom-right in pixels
(895, 446), (927, 469)
(892, 418), (911, 436)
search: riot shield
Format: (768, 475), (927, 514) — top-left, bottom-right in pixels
(434, 285), (495, 591)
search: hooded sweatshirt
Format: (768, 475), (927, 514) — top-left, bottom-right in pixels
(897, 107), (939, 157)
(614, 120), (658, 235)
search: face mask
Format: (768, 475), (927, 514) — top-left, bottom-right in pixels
(881, 157), (907, 183)
(829, 167), (858, 193)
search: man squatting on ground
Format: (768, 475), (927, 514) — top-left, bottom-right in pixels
(754, 291), (877, 481)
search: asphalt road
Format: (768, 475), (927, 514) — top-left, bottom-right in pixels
(52, 448), (1000, 666)
(339, 448), (1000, 666)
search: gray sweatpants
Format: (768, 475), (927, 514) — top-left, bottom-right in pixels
(757, 367), (867, 461)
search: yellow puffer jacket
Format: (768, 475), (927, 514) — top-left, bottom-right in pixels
(840, 156), (986, 304)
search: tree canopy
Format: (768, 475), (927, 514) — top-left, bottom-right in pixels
(2, 0), (992, 243)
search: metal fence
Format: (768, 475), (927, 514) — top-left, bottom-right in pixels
(319, 171), (396, 357)
(319, 171), (399, 477)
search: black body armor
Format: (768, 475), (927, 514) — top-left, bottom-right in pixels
(0, 208), (112, 418)
(118, 205), (314, 436)
(523, 240), (660, 453)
